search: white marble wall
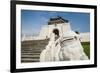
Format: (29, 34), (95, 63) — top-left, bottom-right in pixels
(39, 22), (71, 38)
(80, 32), (90, 42)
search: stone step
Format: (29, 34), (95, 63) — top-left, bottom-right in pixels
(21, 49), (33, 51)
(21, 60), (39, 63)
(22, 50), (42, 52)
(22, 49), (42, 51)
(21, 54), (40, 58)
(22, 46), (46, 49)
(21, 57), (39, 59)
(22, 57), (40, 61)
(21, 52), (41, 55)
(21, 49), (43, 51)
(21, 58), (39, 62)
(21, 51), (41, 53)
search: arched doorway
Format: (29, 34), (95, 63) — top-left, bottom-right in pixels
(53, 29), (59, 36)
(53, 29), (59, 40)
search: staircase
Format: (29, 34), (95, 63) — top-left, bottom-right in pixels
(21, 39), (49, 63)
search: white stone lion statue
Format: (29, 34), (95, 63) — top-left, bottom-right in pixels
(40, 31), (88, 62)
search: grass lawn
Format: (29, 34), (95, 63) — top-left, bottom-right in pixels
(81, 42), (90, 59)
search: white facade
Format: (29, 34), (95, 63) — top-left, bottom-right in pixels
(39, 22), (71, 39)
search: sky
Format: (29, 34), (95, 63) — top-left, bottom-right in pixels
(21, 10), (90, 35)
